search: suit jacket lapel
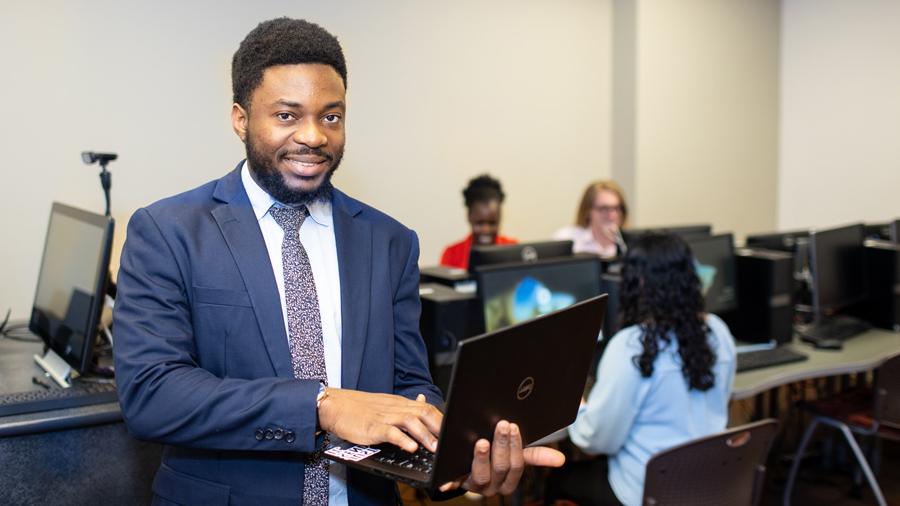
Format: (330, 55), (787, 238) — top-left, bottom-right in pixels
(332, 190), (371, 391)
(210, 167), (294, 378)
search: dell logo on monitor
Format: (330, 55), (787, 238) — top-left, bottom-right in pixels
(521, 246), (538, 262)
(517, 377), (535, 400)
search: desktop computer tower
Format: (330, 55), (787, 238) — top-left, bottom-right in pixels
(588, 273), (622, 379)
(419, 283), (481, 367)
(599, 273), (622, 341)
(733, 248), (795, 344)
(419, 265), (476, 292)
(849, 241), (900, 331)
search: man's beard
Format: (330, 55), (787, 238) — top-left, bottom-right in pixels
(245, 131), (343, 206)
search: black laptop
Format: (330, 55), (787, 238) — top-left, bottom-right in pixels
(323, 294), (607, 489)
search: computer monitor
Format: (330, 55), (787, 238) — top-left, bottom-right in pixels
(808, 223), (867, 322)
(29, 202), (114, 381)
(864, 223), (892, 241)
(622, 224), (712, 246)
(468, 240), (573, 273)
(745, 230), (810, 252)
(744, 228), (816, 306)
(476, 255), (602, 333)
(686, 233), (738, 314)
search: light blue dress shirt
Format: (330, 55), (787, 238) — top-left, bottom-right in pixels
(241, 163), (348, 506)
(568, 314), (737, 506)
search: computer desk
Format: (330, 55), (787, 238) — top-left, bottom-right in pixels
(732, 327), (900, 401)
(0, 333), (160, 504)
(532, 327), (900, 446)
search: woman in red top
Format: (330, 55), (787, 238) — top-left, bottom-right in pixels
(440, 174), (517, 269)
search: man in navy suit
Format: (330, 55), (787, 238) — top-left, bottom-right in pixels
(113, 18), (562, 505)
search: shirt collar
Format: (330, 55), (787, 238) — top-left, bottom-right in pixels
(240, 161), (333, 227)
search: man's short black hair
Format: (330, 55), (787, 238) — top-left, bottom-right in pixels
(232, 17), (348, 109)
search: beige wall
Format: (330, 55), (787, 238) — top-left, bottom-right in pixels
(621, 0), (780, 241)
(778, 0), (900, 230)
(0, 0), (612, 317)
(10, 1), (895, 322)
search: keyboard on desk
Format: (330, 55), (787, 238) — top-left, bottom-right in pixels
(0, 381), (118, 417)
(737, 347), (809, 373)
(797, 316), (872, 342)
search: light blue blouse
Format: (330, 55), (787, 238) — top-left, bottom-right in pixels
(568, 314), (737, 506)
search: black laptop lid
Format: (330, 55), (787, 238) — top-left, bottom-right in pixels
(432, 294), (607, 485)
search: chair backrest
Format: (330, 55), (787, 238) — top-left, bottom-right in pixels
(875, 353), (900, 429)
(641, 419), (779, 506)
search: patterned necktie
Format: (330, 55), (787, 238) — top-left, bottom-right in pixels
(270, 205), (329, 505)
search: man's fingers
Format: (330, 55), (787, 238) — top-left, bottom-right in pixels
(416, 402), (443, 436)
(457, 425), (556, 497)
(523, 446), (566, 468)
(383, 425), (419, 453)
(491, 420), (512, 475)
(468, 439), (492, 487)
(416, 393), (426, 402)
(439, 479), (464, 493)
(499, 423), (525, 495)
(395, 413), (438, 452)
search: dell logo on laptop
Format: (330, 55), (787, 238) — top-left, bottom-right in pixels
(521, 246), (538, 262)
(517, 377), (535, 400)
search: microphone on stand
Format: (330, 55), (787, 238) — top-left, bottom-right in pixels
(613, 226), (628, 257)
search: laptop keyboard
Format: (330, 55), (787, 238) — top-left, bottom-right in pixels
(370, 443), (435, 475)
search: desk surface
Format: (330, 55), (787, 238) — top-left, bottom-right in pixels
(732, 328), (900, 400)
(0, 333), (120, 436)
(6, 324), (898, 428)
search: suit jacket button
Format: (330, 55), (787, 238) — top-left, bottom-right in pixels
(285, 431), (295, 443)
(264, 429), (274, 440)
(255, 429), (265, 441)
(274, 428), (284, 440)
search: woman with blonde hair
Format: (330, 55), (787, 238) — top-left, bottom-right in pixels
(554, 180), (628, 258)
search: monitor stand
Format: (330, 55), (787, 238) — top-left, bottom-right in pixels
(33, 349), (73, 388)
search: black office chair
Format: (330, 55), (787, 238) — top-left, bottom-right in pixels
(641, 419), (780, 506)
(783, 353), (900, 506)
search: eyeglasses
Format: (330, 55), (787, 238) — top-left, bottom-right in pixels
(592, 205), (623, 214)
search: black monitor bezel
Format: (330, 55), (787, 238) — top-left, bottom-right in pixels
(29, 202), (114, 374)
(474, 254), (603, 333)
(468, 239), (573, 273)
(744, 229), (810, 252)
(685, 232), (738, 315)
(622, 224), (712, 245)
(863, 223), (890, 241)
(891, 219), (900, 243)
(808, 222), (867, 321)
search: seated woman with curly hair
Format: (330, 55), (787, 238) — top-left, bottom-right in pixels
(555, 233), (737, 506)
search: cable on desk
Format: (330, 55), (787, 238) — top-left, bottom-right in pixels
(0, 313), (41, 343)
(0, 308), (10, 334)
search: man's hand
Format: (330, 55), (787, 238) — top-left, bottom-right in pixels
(318, 388), (442, 453)
(439, 420), (566, 496)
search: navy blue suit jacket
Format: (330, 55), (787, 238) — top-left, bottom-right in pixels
(113, 166), (443, 505)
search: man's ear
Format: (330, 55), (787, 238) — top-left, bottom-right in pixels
(231, 103), (248, 142)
